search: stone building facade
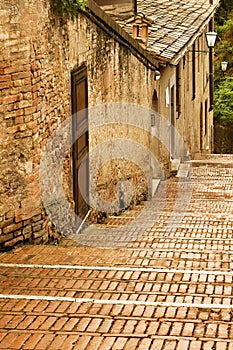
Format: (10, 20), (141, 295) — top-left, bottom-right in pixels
(0, 0), (159, 248)
(0, 0), (219, 249)
(98, 0), (220, 164)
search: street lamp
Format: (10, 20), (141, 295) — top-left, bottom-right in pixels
(154, 70), (161, 81)
(188, 32), (217, 110)
(205, 32), (217, 111)
(205, 31), (217, 48)
(221, 61), (228, 72)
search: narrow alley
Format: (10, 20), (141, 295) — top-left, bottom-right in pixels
(0, 154), (233, 349)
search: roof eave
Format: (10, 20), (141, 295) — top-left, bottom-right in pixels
(169, 1), (220, 65)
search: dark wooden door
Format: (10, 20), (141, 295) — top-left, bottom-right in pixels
(72, 67), (89, 219)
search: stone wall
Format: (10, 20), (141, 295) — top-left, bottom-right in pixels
(0, 0), (156, 249)
(214, 123), (233, 154)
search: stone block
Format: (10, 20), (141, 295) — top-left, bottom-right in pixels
(3, 222), (23, 234)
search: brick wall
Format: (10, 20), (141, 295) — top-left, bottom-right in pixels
(0, 0), (156, 249)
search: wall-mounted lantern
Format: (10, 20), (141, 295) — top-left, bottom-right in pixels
(205, 31), (217, 48)
(221, 61), (228, 72)
(154, 70), (161, 81)
(206, 32), (217, 111)
(187, 31), (217, 110)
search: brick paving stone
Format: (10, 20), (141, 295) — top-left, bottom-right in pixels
(228, 343), (233, 350)
(182, 322), (195, 337)
(22, 334), (44, 350)
(202, 341), (215, 350)
(59, 335), (80, 350)
(34, 334), (56, 349)
(216, 342), (228, 350)
(28, 315), (48, 330)
(100, 304), (113, 316)
(33, 301), (50, 313)
(110, 319), (125, 334)
(170, 322), (183, 336)
(16, 315), (36, 330)
(158, 322), (171, 336)
(66, 303), (81, 314)
(0, 315), (16, 331)
(122, 337), (140, 349)
(187, 308), (198, 319)
(47, 334), (68, 349)
(165, 307), (177, 318)
(9, 334), (31, 349)
(177, 340), (190, 350)
(119, 305), (133, 318)
(4, 315), (25, 329)
(189, 340), (202, 350)
(122, 320), (137, 334)
(12, 300), (29, 312)
(137, 338), (153, 349)
(218, 323), (229, 339)
(55, 301), (71, 313)
(150, 339), (164, 350)
(41, 301), (62, 313)
(50, 317), (69, 331)
(75, 317), (92, 332)
(85, 336), (104, 350)
(154, 306), (166, 319)
(110, 305), (124, 316)
(72, 335), (92, 349)
(0, 333), (7, 343)
(111, 337), (128, 349)
(23, 300), (41, 313)
(97, 336), (116, 350)
(38, 316), (57, 330)
(0, 333), (19, 349)
(176, 307), (188, 319)
(98, 319), (113, 333)
(163, 341), (177, 350)
(206, 323), (218, 338)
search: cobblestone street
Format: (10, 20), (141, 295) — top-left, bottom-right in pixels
(0, 154), (233, 349)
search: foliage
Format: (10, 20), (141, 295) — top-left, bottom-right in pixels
(215, 0), (233, 25)
(53, 0), (87, 19)
(214, 13), (233, 87)
(214, 77), (233, 124)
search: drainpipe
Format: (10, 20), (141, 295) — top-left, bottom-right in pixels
(209, 46), (214, 111)
(134, 0), (137, 14)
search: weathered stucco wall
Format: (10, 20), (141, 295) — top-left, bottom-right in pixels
(0, 0), (155, 249)
(154, 30), (214, 162)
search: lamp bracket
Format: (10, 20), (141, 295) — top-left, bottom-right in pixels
(187, 50), (210, 53)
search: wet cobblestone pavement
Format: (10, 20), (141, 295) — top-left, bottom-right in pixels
(0, 155), (233, 349)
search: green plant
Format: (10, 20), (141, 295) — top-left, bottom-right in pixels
(53, 0), (87, 19)
(214, 77), (233, 124)
(214, 12), (233, 87)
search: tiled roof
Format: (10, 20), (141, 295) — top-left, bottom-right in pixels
(115, 0), (220, 64)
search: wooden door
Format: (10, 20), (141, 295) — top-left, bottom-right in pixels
(72, 66), (89, 219)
